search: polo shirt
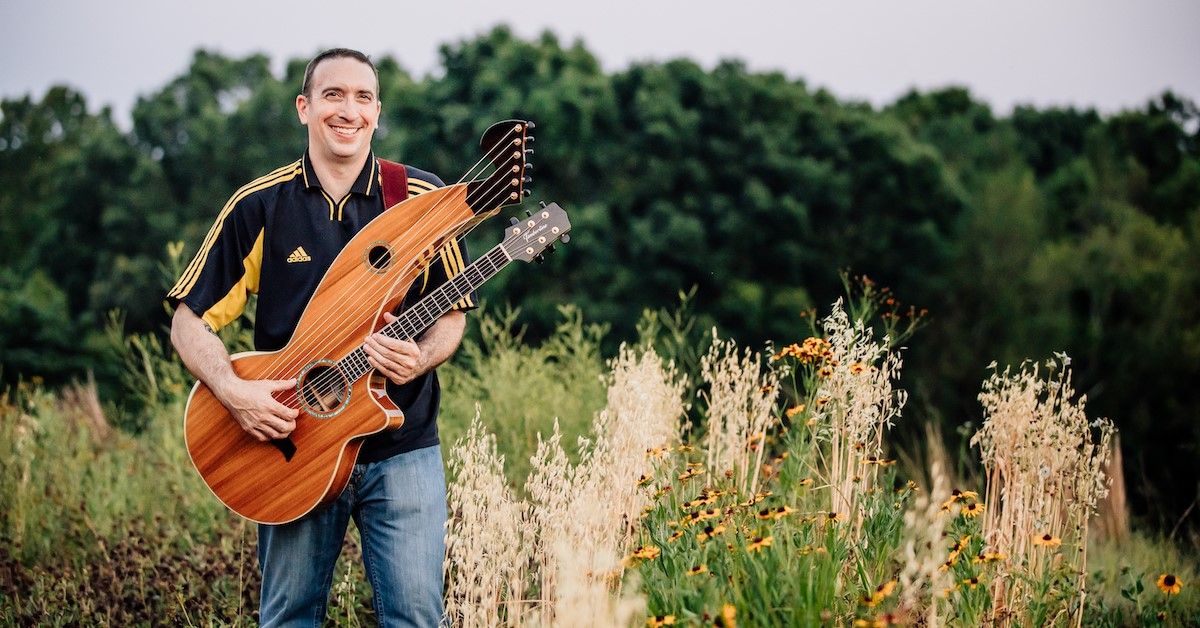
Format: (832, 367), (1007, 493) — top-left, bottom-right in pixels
(167, 150), (476, 462)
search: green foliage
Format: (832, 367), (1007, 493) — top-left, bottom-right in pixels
(0, 27), (1198, 532)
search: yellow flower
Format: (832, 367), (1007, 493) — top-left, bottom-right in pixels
(815, 396), (831, 408)
(824, 511), (846, 524)
(1157, 573), (1183, 595)
(797, 478), (814, 488)
(676, 444), (695, 452)
(697, 524), (726, 542)
(849, 362), (866, 375)
(678, 467), (705, 481)
(633, 545), (661, 560)
(1032, 533), (1062, 548)
(747, 536), (774, 553)
(686, 564), (709, 577)
(961, 502), (986, 518)
(862, 456), (896, 466)
(716, 604), (737, 628)
(873, 579), (897, 600)
(974, 551), (1007, 564)
(962, 576), (982, 590)
(950, 488), (978, 501)
(785, 404), (805, 418)
(667, 530), (684, 543)
(818, 365), (833, 378)
(647, 614), (676, 626)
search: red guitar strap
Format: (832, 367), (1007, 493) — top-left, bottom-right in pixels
(378, 158), (408, 208)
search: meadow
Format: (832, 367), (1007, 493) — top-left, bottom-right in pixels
(1, 283), (1197, 626)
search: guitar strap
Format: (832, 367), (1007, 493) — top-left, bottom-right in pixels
(378, 158), (409, 208)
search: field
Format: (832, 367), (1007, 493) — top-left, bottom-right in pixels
(1, 289), (1197, 626)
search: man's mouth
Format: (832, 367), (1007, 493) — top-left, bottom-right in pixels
(330, 125), (360, 137)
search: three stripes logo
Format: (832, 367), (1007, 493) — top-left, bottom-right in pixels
(287, 246), (312, 263)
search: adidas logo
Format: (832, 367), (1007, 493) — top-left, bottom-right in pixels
(287, 246), (312, 263)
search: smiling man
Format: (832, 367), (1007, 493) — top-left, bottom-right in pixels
(167, 48), (473, 627)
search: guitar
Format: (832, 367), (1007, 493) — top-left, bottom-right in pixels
(184, 122), (569, 524)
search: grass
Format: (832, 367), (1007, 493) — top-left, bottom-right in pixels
(0, 287), (1197, 626)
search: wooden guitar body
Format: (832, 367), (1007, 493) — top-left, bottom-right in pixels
(184, 184), (477, 524)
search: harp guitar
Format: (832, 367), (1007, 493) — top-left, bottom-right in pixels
(183, 120), (568, 524)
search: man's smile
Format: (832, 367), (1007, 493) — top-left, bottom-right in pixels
(330, 124), (362, 137)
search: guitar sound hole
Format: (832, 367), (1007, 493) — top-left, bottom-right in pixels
(366, 244), (393, 273)
(298, 364), (350, 418)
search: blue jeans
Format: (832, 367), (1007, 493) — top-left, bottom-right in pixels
(257, 444), (448, 627)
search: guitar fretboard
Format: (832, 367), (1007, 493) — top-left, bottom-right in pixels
(337, 244), (512, 383)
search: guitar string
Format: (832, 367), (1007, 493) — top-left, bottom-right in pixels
(267, 126), (526, 406)
(264, 125), (533, 408)
(260, 128), (517, 403)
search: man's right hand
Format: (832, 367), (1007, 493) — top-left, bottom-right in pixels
(214, 378), (300, 441)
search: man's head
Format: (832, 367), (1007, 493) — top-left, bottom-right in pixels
(296, 48), (381, 166)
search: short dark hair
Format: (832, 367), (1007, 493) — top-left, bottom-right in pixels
(301, 48), (378, 97)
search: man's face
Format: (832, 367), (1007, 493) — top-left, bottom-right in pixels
(296, 56), (380, 164)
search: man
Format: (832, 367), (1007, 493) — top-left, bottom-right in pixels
(167, 48), (471, 626)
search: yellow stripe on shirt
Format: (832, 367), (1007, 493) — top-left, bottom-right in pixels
(169, 162), (300, 299)
(200, 227), (264, 332)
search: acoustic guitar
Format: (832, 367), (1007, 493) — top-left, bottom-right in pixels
(183, 121), (569, 524)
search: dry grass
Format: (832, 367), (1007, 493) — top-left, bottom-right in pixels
(971, 355), (1116, 625)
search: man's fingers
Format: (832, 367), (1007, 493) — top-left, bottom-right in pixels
(269, 378), (298, 392)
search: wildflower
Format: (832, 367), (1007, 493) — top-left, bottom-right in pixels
(818, 365), (833, 378)
(1157, 573), (1183, 595)
(630, 545), (661, 560)
(950, 488), (979, 502)
(797, 478), (814, 488)
(862, 456), (896, 466)
(686, 564), (709, 577)
(697, 524), (726, 542)
(637, 474), (653, 487)
(1032, 533), (1062, 548)
(716, 604), (736, 628)
(654, 485), (673, 498)
(676, 444), (695, 453)
(815, 396), (831, 408)
(974, 551), (1007, 564)
(646, 446), (669, 459)
(771, 344), (801, 361)
(824, 511), (846, 524)
(961, 502), (986, 518)
(678, 467), (705, 482)
(647, 615), (676, 626)
(786, 404), (805, 418)
(747, 536), (773, 553)
(756, 505), (797, 521)
(962, 576), (982, 589)
(667, 530), (684, 543)
(849, 362), (866, 375)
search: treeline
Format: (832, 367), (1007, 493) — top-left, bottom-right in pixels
(1, 26), (1197, 529)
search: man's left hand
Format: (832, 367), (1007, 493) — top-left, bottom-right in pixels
(364, 312), (427, 385)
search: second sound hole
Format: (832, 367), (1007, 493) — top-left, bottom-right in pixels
(367, 244), (393, 273)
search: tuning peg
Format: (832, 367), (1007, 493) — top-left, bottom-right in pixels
(534, 254), (545, 265)
(522, 189), (531, 197)
(523, 175), (533, 185)
(509, 216), (520, 226)
(546, 244), (555, 254)
(524, 209), (532, 217)
(539, 200), (547, 208)
(526, 121), (536, 130)
(526, 135), (535, 144)
(525, 163), (534, 171)
(560, 234), (570, 244)
(524, 148), (534, 156)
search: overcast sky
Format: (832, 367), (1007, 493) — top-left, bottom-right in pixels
(3, 0), (1198, 126)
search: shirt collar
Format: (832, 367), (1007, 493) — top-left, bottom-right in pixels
(301, 150), (379, 197)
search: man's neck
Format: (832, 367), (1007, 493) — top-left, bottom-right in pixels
(310, 150), (369, 201)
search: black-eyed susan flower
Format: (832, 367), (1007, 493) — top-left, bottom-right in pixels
(818, 365), (833, 378)
(676, 444), (695, 453)
(667, 530), (684, 543)
(637, 474), (652, 486)
(678, 467), (705, 482)
(630, 545), (661, 560)
(950, 488), (979, 501)
(646, 446), (669, 459)
(686, 564), (709, 577)
(715, 604), (736, 628)
(962, 576), (982, 590)
(849, 362), (866, 375)
(824, 511), (846, 524)
(961, 502), (986, 518)
(785, 404), (805, 418)
(654, 485), (673, 499)
(974, 551), (1007, 564)
(1032, 533), (1062, 548)
(747, 536), (773, 553)
(815, 396), (831, 408)
(697, 524), (726, 543)
(874, 580), (897, 600)
(646, 614), (676, 626)
(797, 478), (814, 488)
(1157, 573), (1183, 595)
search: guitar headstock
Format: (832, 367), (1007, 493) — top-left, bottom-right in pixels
(466, 119), (534, 213)
(502, 202), (571, 263)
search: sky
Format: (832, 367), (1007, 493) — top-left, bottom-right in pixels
(2, 0), (1198, 127)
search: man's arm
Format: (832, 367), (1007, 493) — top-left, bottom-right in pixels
(363, 310), (466, 385)
(170, 304), (298, 441)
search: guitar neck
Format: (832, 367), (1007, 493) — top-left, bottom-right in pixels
(338, 244), (512, 383)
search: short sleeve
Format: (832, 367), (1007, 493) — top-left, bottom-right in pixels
(166, 189), (266, 332)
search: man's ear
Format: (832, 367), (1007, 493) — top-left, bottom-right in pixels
(296, 94), (309, 125)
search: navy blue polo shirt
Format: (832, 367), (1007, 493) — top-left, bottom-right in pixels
(167, 151), (475, 462)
